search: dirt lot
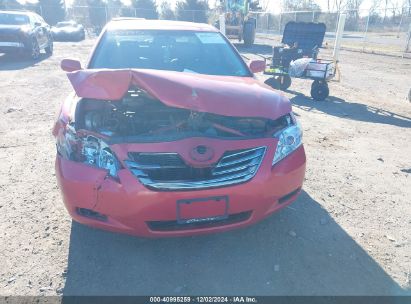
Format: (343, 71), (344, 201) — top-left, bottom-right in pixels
(0, 38), (410, 297)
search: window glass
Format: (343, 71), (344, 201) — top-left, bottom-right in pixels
(89, 30), (250, 77)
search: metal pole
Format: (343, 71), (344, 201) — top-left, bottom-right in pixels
(219, 14), (226, 36)
(362, 12), (370, 52)
(312, 10), (315, 22)
(404, 23), (411, 55)
(279, 13), (282, 34)
(334, 11), (340, 32)
(295, 11), (297, 22)
(333, 13), (346, 62)
(105, 6), (108, 24)
(396, 9), (404, 38)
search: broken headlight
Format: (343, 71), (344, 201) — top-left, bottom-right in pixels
(57, 127), (120, 177)
(272, 115), (302, 166)
(82, 136), (120, 177)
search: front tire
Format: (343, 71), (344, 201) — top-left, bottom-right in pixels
(45, 37), (53, 55)
(29, 38), (40, 60)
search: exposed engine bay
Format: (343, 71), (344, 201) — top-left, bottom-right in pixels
(74, 87), (291, 142)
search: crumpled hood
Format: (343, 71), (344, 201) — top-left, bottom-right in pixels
(67, 69), (291, 120)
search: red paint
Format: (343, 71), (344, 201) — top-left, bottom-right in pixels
(54, 19), (306, 238)
(56, 139), (306, 237)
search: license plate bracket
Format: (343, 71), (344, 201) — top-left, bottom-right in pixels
(176, 196), (229, 225)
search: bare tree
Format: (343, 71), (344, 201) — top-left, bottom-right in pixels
(369, 0), (382, 14)
(383, 0), (389, 20)
(332, 0), (347, 12)
(346, 0), (363, 21)
(388, 0), (402, 18)
(282, 0), (321, 11)
(160, 0), (175, 20)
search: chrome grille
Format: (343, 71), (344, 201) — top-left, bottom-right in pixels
(125, 147), (266, 191)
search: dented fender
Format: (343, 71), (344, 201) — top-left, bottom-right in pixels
(55, 156), (108, 209)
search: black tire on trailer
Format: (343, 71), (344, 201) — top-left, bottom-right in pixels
(264, 77), (280, 90)
(311, 80), (329, 101)
(243, 21), (255, 47)
(279, 75), (292, 90)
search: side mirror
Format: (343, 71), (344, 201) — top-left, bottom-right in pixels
(61, 59), (82, 72)
(34, 22), (41, 27)
(249, 60), (266, 73)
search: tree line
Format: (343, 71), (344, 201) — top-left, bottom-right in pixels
(0, 0), (210, 26)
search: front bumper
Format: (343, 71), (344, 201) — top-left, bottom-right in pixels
(0, 41), (25, 53)
(52, 31), (84, 41)
(55, 139), (306, 238)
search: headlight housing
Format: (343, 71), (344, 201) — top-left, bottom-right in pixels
(82, 136), (120, 177)
(272, 115), (303, 166)
(57, 127), (120, 178)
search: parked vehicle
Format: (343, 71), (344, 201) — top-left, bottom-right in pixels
(51, 20), (85, 41)
(54, 19), (306, 237)
(216, 0), (257, 46)
(0, 10), (53, 59)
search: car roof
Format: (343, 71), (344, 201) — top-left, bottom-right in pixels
(106, 19), (218, 32)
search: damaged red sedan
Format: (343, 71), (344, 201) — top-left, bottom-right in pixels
(53, 19), (306, 237)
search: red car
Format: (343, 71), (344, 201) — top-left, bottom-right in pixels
(54, 19), (306, 237)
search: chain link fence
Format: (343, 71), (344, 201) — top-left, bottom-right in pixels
(250, 8), (411, 57)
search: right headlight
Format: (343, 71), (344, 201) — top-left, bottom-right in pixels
(272, 118), (303, 166)
(56, 126), (120, 178)
(82, 136), (120, 177)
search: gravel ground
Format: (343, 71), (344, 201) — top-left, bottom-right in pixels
(0, 37), (410, 297)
